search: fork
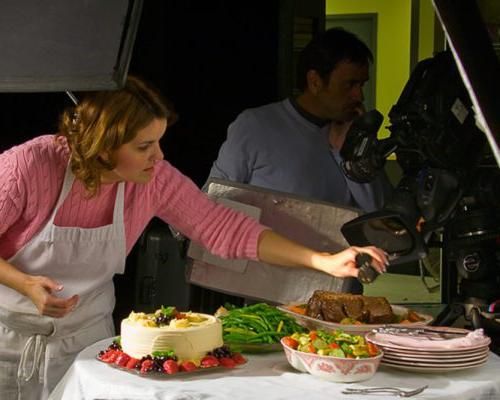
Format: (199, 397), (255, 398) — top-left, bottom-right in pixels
(374, 327), (467, 338)
(342, 385), (428, 397)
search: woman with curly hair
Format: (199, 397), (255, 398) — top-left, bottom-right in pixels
(0, 76), (387, 399)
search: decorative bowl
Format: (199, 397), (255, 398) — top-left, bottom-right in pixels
(280, 338), (383, 382)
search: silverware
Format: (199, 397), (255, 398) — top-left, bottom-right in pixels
(373, 326), (467, 339)
(342, 385), (428, 397)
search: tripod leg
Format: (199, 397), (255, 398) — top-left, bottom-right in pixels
(470, 307), (483, 330)
(433, 303), (465, 326)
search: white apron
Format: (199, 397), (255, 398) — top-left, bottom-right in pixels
(0, 165), (126, 400)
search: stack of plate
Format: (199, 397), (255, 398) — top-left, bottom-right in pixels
(366, 326), (491, 373)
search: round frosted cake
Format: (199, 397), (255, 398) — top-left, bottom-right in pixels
(120, 307), (223, 361)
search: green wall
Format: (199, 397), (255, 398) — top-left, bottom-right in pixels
(326, 0), (436, 140)
(327, 0), (412, 139)
(418, 0), (435, 60)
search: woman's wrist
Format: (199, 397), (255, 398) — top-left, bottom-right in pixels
(309, 251), (329, 273)
(0, 258), (33, 296)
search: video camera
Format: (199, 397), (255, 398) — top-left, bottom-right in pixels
(340, 51), (500, 268)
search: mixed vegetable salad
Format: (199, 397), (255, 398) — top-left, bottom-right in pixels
(282, 330), (380, 358)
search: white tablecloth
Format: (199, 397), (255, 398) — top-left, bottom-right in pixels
(49, 338), (500, 400)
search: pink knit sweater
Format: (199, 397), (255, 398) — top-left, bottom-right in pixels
(0, 135), (265, 261)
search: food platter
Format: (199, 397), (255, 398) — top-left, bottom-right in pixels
(96, 337), (247, 379)
(97, 356), (246, 379)
(277, 303), (433, 334)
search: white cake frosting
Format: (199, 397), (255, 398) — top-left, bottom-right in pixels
(120, 311), (223, 360)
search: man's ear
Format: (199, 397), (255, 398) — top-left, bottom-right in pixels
(306, 70), (324, 95)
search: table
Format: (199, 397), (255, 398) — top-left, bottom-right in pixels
(49, 338), (500, 400)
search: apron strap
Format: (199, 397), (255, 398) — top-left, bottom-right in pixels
(112, 182), (125, 226)
(18, 334), (47, 384)
(47, 162), (76, 225)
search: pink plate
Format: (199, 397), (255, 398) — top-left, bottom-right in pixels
(382, 350), (489, 364)
(382, 347), (489, 359)
(375, 344), (489, 356)
(365, 328), (491, 353)
(381, 357), (488, 373)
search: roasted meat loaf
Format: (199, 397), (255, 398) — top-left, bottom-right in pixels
(305, 290), (394, 324)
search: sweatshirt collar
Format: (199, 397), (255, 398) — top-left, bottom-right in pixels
(289, 96), (329, 128)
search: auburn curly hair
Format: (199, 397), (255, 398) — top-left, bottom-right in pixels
(57, 76), (176, 197)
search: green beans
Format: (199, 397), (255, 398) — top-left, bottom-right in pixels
(219, 303), (305, 344)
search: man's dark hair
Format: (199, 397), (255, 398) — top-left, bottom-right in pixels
(297, 27), (373, 91)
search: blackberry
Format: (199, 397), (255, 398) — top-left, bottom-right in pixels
(98, 350), (106, 357)
(153, 356), (166, 372)
(108, 340), (121, 351)
(209, 345), (232, 359)
(155, 315), (172, 327)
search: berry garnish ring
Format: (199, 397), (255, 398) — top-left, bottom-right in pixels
(96, 341), (247, 378)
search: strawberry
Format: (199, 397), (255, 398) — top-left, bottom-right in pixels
(219, 357), (236, 368)
(200, 355), (219, 368)
(140, 359), (154, 374)
(163, 359), (179, 374)
(231, 352), (246, 365)
(101, 350), (119, 363)
(125, 357), (140, 370)
(180, 361), (197, 372)
(115, 352), (130, 367)
(98, 350), (112, 361)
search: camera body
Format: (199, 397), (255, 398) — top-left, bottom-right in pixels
(341, 51), (497, 263)
(341, 50), (500, 321)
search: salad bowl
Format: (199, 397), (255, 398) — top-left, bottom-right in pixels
(280, 332), (383, 383)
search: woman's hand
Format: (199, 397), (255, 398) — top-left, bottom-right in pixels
(257, 230), (388, 279)
(0, 258), (78, 318)
(24, 275), (79, 318)
(313, 246), (388, 278)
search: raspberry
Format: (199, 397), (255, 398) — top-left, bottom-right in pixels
(200, 355), (219, 368)
(231, 353), (246, 365)
(140, 359), (154, 374)
(180, 361), (197, 372)
(163, 359), (179, 374)
(219, 357), (236, 368)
